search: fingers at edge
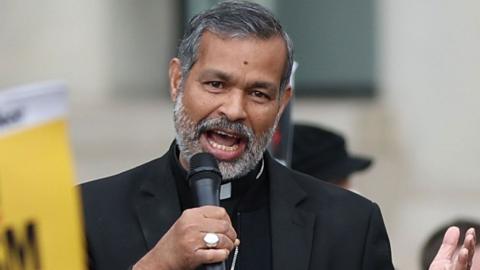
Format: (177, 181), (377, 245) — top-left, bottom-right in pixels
(196, 248), (230, 264)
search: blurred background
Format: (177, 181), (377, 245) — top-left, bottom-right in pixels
(1, 0), (479, 269)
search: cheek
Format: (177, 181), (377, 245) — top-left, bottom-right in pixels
(248, 104), (280, 134)
(182, 87), (217, 122)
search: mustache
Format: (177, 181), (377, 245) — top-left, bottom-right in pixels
(196, 117), (254, 141)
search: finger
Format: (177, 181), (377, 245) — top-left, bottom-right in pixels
(433, 226), (461, 261)
(201, 232), (236, 251)
(200, 218), (237, 242)
(196, 248), (230, 264)
(465, 228), (476, 250)
(462, 228), (476, 268)
(200, 206), (231, 222)
(183, 206), (230, 223)
(453, 247), (469, 270)
(183, 207), (237, 242)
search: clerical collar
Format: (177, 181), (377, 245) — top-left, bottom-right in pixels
(168, 141), (266, 211)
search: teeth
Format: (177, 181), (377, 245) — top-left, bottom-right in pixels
(208, 139), (239, 152)
(214, 130), (239, 139)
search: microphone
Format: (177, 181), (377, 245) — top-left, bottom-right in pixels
(188, 152), (225, 270)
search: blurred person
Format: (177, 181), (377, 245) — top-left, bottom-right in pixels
(291, 123), (372, 189)
(422, 219), (480, 270)
(79, 1), (474, 270)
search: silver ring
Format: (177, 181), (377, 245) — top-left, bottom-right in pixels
(203, 232), (219, 248)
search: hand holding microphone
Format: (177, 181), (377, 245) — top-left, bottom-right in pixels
(188, 153), (230, 270)
(133, 153), (237, 270)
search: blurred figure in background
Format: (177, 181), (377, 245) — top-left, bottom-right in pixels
(422, 219), (480, 270)
(291, 123), (478, 269)
(291, 123), (372, 189)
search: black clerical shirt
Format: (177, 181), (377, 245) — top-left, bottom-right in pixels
(170, 145), (272, 270)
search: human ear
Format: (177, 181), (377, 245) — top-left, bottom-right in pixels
(168, 58), (182, 102)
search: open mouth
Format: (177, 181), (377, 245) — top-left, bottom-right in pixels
(200, 129), (248, 161)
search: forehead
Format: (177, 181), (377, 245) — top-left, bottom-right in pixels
(193, 31), (287, 84)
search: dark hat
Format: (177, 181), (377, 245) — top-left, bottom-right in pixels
(291, 123), (373, 183)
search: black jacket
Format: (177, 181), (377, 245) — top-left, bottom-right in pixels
(81, 147), (394, 270)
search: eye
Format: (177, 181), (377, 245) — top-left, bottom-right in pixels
(205, 81), (224, 89)
(250, 90), (271, 101)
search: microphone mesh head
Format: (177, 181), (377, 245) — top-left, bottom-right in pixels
(190, 152), (218, 170)
(188, 153), (222, 206)
(188, 152), (221, 181)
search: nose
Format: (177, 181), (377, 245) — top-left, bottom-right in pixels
(218, 89), (247, 122)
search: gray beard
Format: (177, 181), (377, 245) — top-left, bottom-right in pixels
(173, 91), (276, 180)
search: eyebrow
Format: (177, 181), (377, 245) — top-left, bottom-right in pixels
(198, 69), (232, 82)
(247, 81), (277, 93)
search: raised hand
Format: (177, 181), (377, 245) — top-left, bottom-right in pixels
(429, 226), (476, 270)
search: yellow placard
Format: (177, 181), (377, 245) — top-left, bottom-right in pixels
(0, 82), (86, 270)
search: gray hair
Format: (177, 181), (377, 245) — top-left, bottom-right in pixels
(177, 0), (294, 94)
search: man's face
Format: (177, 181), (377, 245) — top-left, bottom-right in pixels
(169, 31), (291, 180)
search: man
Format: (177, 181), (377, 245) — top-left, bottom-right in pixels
(292, 123), (373, 189)
(80, 1), (475, 270)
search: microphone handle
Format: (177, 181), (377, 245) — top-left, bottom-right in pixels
(190, 178), (220, 206)
(190, 179), (226, 270)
